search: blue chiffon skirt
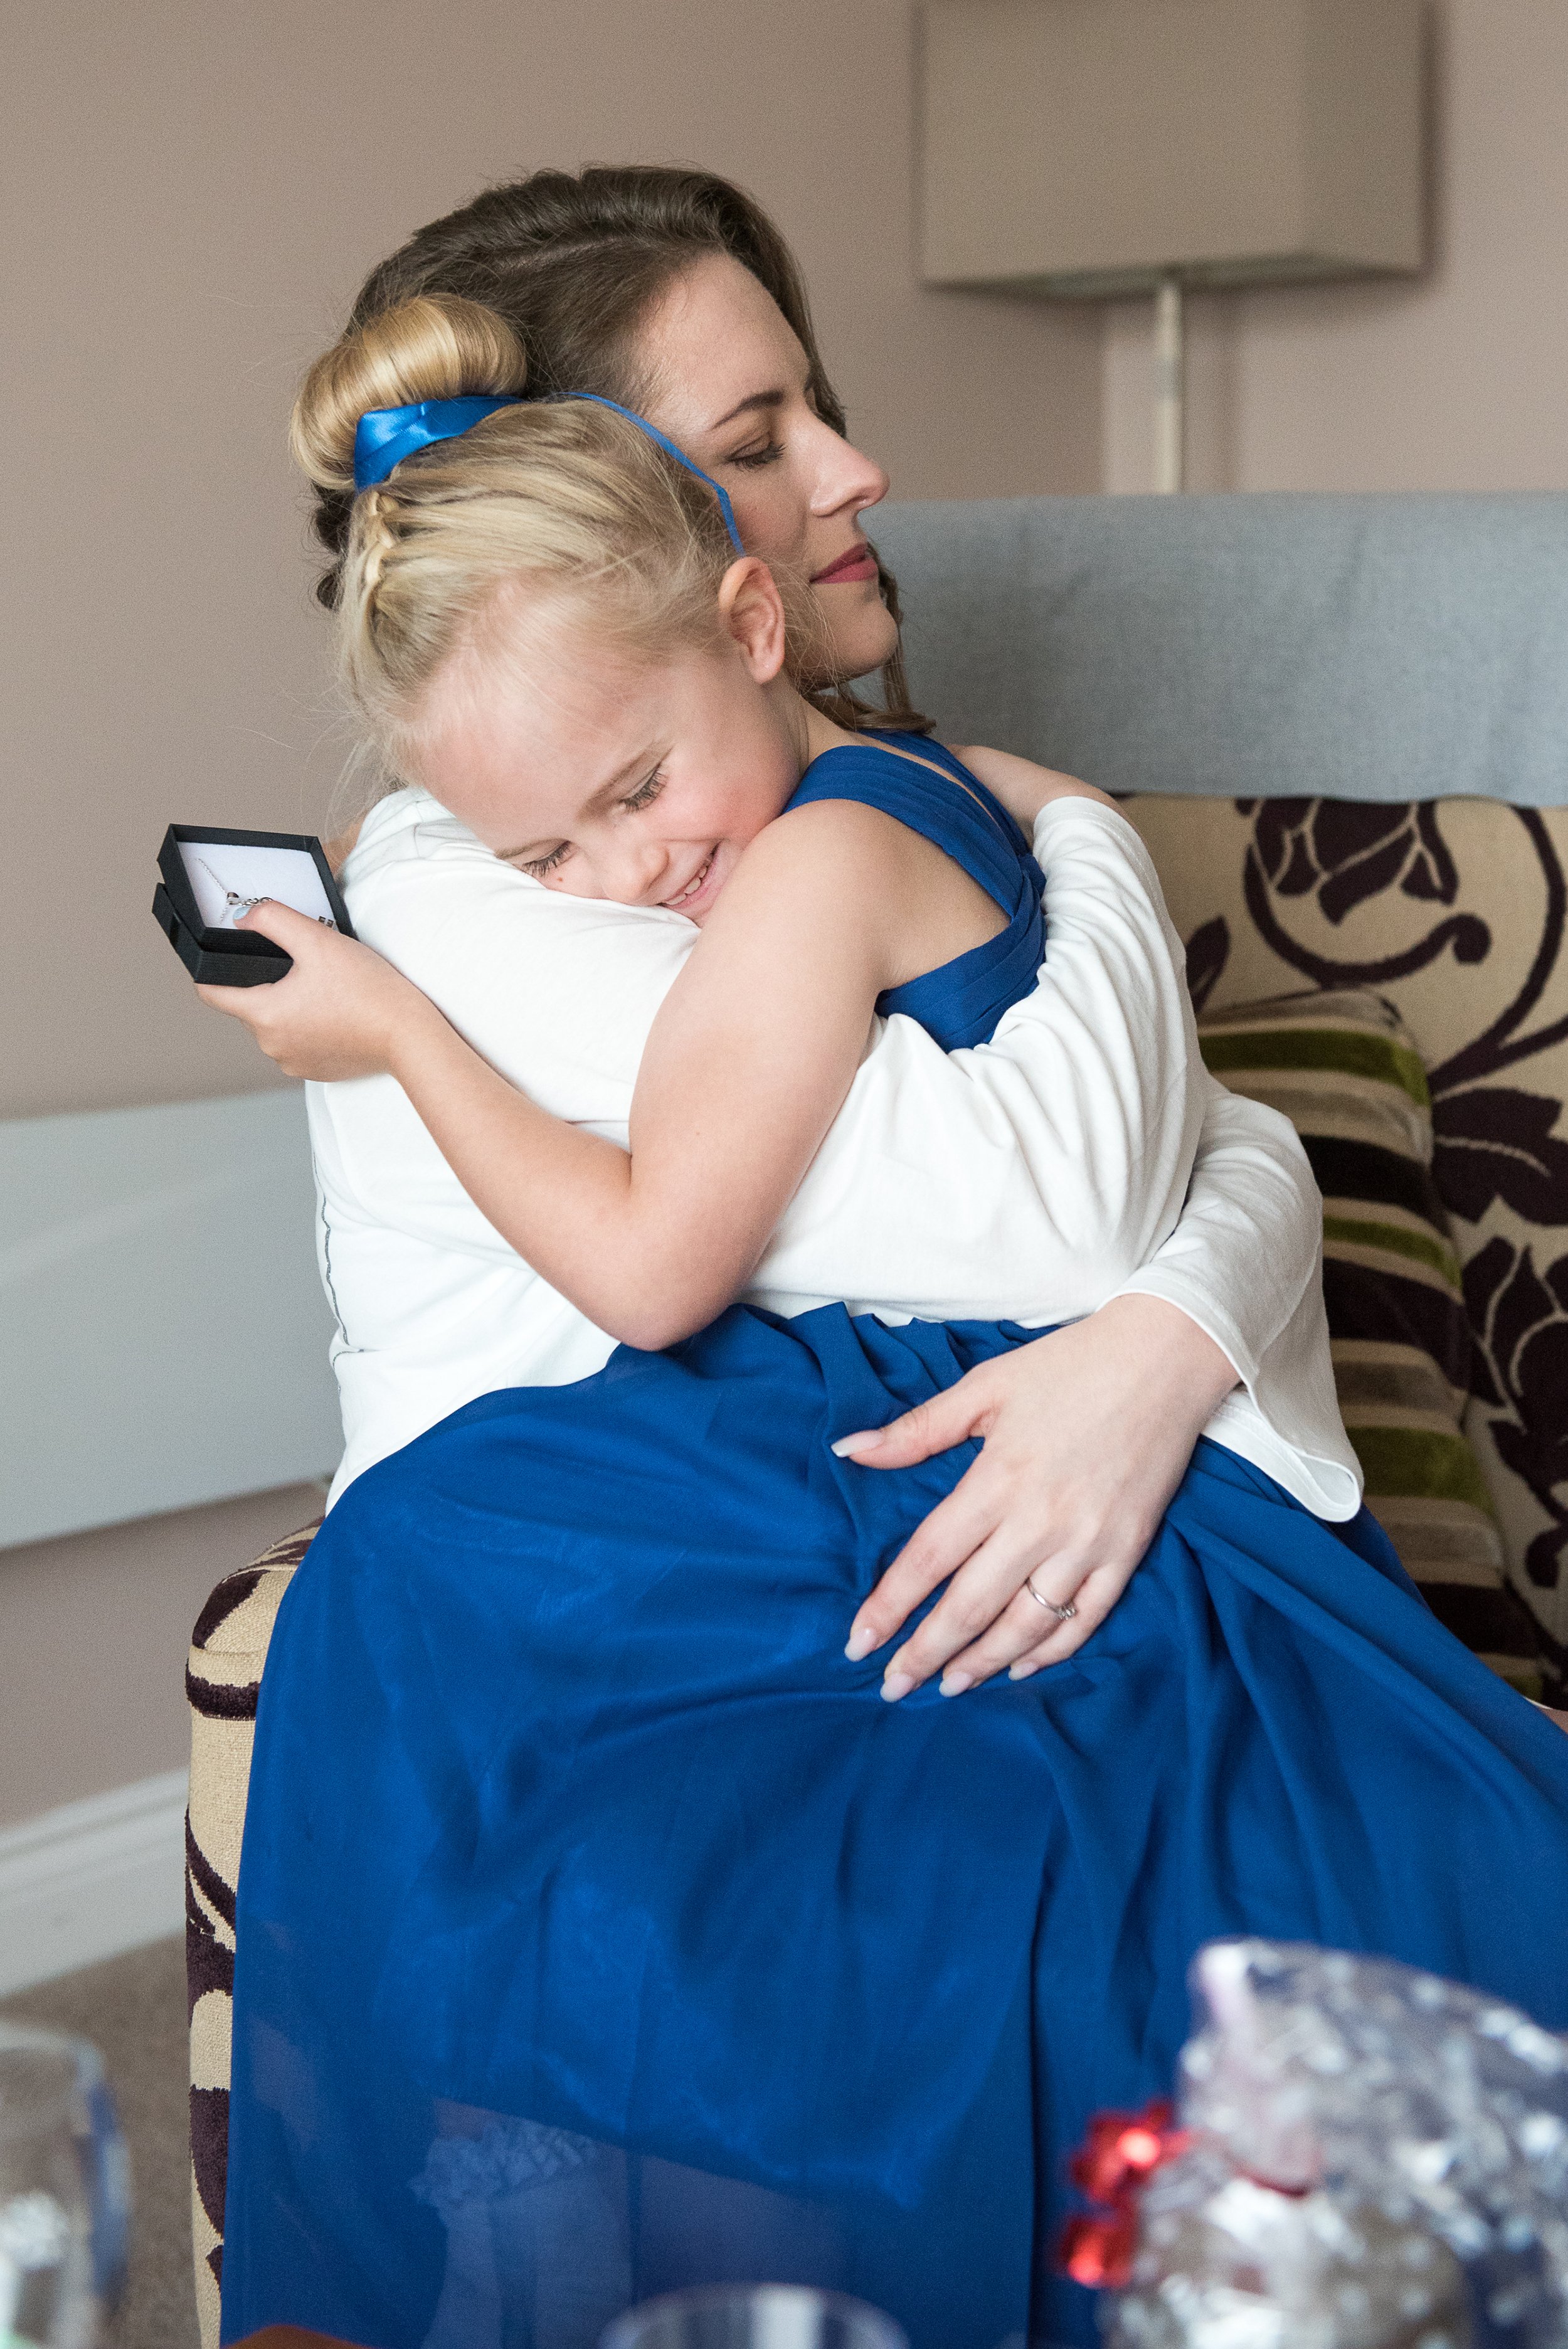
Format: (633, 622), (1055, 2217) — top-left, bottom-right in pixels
(221, 1305), (1568, 2349)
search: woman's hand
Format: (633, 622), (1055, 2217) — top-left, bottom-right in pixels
(839, 1295), (1238, 1698)
(951, 744), (1116, 829)
(194, 899), (438, 1080)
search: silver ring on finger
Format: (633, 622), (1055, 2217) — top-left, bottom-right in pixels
(1024, 1576), (1077, 1622)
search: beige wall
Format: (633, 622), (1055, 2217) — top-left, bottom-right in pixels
(4, 0), (1100, 1126)
(1104, 0), (1568, 494)
(0, 1483), (323, 1830)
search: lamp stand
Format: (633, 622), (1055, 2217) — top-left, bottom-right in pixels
(1153, 275), (1185, 493)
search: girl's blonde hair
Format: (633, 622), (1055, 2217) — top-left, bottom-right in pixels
(290, 292), (756, 774)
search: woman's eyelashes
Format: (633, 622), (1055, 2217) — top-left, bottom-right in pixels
(726, 438), (785, 471)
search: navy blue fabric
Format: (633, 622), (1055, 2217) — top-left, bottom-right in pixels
(786, 733), (1046, 1051)
(223, 1314), (1568, 2349)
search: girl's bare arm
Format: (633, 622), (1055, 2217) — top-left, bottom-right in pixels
(200, 802), (951, 1349)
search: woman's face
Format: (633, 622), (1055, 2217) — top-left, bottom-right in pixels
(633, 256), (900, 687)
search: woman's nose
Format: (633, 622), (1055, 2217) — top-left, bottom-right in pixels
(807, 415), (889, 521)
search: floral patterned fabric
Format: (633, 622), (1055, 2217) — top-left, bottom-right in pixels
(1194, 986), (1542, 1696)
(1127, 796), (1568, 1696)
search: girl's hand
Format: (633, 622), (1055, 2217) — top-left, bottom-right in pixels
(839, 1295), (1238, 1698)
(194, 899), (436, 1080)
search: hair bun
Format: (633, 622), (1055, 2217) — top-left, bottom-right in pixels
(290, 294), (529, 494)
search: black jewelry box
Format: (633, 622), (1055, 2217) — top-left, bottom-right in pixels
(153, 824), (356, 987)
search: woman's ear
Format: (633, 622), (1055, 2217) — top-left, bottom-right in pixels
(716, 558), (787, 684)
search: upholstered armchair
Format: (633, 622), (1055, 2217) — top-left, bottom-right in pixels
(187, 491), (1568, 2344)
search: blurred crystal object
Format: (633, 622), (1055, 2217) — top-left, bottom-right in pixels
(0, 2025), (129, 2348)
(601, 2284), (908, 2349)
(1106, 1941), (1568, 2349)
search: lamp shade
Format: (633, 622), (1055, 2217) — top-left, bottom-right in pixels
(919, 0), (1425, 298)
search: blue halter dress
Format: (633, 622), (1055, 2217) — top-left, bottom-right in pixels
(220, 739), (1568, 2349)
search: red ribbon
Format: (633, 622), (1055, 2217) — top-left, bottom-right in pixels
(1056, 2098), (1190, 2291)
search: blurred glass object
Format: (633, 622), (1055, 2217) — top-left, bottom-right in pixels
(0, 2025), (130, 2348)
(601, 2284), (908, 2349)
(1107, 1939), (1568, 2349)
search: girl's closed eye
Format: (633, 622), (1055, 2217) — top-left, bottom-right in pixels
(509, 770), (665, 880)
(516, 843), (571, 880)
(621, 766), (666, 812)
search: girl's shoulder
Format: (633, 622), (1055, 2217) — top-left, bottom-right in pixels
(755, 789), (936, 884)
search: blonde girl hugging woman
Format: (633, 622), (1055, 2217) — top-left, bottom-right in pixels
(204, 289), (1568, 2349)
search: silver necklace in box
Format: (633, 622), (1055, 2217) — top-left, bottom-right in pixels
(193, 855), (265, 926)
(193, 853), (337, 931)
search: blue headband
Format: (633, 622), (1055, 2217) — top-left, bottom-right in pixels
(351, 392), (744, 556)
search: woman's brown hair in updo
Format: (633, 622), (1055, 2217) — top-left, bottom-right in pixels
(304, 164), (927, 736)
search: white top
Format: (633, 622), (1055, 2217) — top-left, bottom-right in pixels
(309, 787), (1361, 1519)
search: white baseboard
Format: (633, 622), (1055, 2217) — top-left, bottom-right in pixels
(0, 1769), (188, 1998)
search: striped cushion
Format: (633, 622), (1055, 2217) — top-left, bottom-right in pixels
(1197, 987), (1547, 1697)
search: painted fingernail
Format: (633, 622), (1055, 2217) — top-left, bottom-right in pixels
(1009, 1660), (1040, 1681)
(844, 1625), (877, 1661)
(881, 1672), (915, 1703)
(939, 1670), (972, 1698)
(831, 1431), (879, 1458)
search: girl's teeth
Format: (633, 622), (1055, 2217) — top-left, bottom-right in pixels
(669, 857), (711, 907)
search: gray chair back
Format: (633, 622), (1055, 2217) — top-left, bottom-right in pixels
(871, 492), (1568, 806)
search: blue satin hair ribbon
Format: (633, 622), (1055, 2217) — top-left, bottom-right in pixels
(351, 397), (519, 490)
(351, 391), (744, 555)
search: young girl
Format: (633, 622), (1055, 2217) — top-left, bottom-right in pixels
(206, 297), (1568, 2349)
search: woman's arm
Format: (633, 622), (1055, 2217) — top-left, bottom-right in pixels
(837, 1089), (1305, 1695)
(949, 743), (1116, 825)
(835, 749), (1328, 1698)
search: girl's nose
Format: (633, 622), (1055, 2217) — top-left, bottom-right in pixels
(596, 837), (672, 907)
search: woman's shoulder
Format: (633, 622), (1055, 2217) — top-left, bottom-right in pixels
(949, 744), (1116, 829)
(336, 787), (460, 889)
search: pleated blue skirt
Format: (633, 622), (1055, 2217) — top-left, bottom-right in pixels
(221, 1305), (1568, 2349)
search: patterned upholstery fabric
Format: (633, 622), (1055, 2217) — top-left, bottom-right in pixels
(186, 1519), (320, 2349)
(1128, 795), (1568, 1694)
(1195, 987), (1544, 1695)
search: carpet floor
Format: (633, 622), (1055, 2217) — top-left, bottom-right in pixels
(1, 1934), (198, 2349)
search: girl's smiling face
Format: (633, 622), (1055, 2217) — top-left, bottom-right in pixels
(413, 560), (807, 926)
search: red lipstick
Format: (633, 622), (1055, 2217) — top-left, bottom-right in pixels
(810, 541), (879, 586)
